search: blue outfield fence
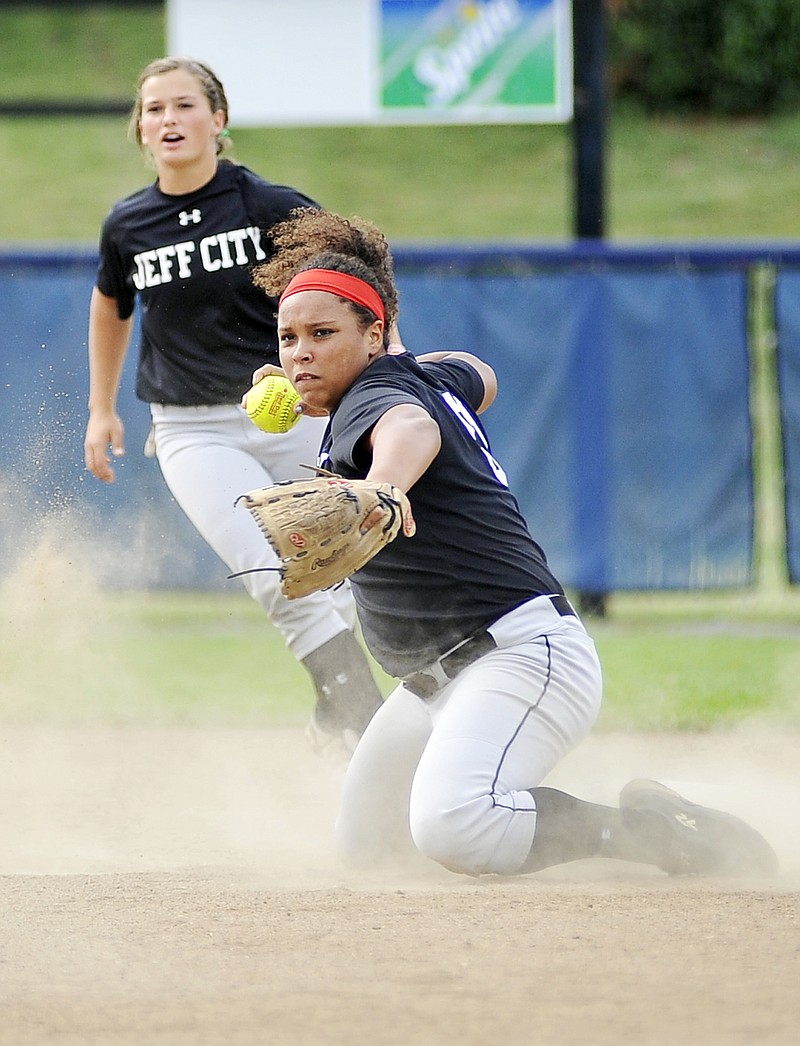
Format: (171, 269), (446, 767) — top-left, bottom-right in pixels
(2, 242), (799, 592)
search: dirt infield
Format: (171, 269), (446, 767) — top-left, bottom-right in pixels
(1, 727), (798, 1046)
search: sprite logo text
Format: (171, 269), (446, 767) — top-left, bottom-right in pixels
(415, 0), (523, 106)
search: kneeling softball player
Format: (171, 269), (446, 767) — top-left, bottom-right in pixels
(246, 208), (777, 879)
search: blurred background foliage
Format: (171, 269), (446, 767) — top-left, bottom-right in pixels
(609, 0), (800, 116)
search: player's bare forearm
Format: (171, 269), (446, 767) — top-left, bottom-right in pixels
(415, 350), (497, 413)
(366, 404), (441, 492)
(87, 289), (133, 413)
(85, 288), (133, 482)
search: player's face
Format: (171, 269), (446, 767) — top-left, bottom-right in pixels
(278, 291), (384, 413)
(138, 69), (225, 171)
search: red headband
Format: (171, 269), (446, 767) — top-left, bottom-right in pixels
(278, 268), (386, 323)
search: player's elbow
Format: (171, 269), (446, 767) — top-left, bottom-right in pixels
(409, 412), (442, 460)
(476, 364), (497, 413)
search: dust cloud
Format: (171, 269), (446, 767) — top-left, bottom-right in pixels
(1, 515), (798, 887)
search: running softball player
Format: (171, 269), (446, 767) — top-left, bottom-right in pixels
(83, 57), (382, 754)
(247, 208), (778, 878)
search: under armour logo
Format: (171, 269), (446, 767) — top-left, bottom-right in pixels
(178, 209), (202, 226)
(675, 813), (698, 832)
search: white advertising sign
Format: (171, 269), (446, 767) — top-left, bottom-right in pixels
(168, 0), (572, 126)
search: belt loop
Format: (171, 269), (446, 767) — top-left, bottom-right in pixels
(549, 594), (576, 618)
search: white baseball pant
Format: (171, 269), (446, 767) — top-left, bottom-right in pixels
(336, 595), (603, 876)
(150, 403), (355, 660)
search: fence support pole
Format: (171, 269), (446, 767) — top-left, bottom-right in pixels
(572, 0), (608, 617)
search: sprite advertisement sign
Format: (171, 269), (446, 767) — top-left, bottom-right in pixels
(380, 0), (572, 123)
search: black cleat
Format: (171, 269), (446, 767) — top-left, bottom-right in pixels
(619, 778), (779, 877)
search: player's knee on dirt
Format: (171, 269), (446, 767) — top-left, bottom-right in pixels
(409, 795), (523, 877)
(410, 805), (477, 875)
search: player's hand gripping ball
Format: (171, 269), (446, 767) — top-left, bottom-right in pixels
(245, 375), (301, 433)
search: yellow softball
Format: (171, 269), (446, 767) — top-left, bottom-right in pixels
(245, 375), (301, 433)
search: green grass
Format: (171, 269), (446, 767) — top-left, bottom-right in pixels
(6, 106), (800, 244)
(607, 106), (800, 239)
(0, 7), (165, 99)
(592, 596), (800, 731)
(0, 586), (381, 728)
(598, 630), (800, 731)
(2, 585), (798, 731)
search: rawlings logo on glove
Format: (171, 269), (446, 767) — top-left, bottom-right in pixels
(235, 473), (415, 599)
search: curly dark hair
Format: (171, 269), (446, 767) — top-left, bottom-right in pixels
(253, 209), (399, 337)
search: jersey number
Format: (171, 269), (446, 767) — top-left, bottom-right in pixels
(441, 390), (508, 486)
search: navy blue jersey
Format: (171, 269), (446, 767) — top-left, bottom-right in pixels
(96, 161), (317, 406)
(318, 353), (563, 678)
